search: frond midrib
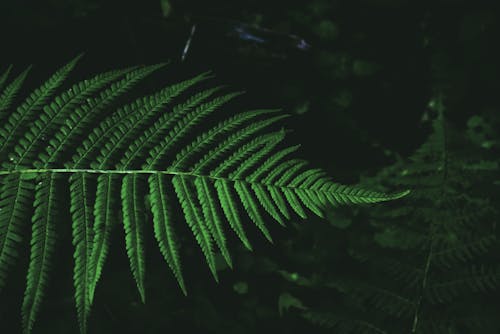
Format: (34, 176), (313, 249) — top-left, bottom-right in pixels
(0, 167), (406, 200)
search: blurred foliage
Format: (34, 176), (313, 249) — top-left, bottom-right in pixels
(1, 0), (499, 333)
(272, 98), (500, 333)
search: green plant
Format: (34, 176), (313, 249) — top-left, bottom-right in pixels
(0, 56), (407, 334)
(294, 96), (500, 333)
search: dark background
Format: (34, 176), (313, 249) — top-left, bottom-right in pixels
(1, 0), (498, 180)
(0, 0), (498, 333)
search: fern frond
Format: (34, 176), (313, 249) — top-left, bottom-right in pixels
(87, 173), (118, 303)
(90, 71), (208, 170)
(10, 63), (142, 170)
(427, 265), (500, 304)
(251, 182), (287, 225)
(1, 63), (159, 302)
(173, 175), (218, 281)
(36, 64), (163, 169)
(0, 60), (408, 334)
(234, 180), (273, 242)
(271, 159), (309, 218)
(164, 109), (278, 171)
(121, 174), (147, 302)
(67, 64), (168, 169)
(0, 65), (13, 91)
(69, 172), (94, 334)
(148, 173), (186, 295)
(282, 187), (308, 219)
(69, 65), (167, 304)
(302, 98), (499, 334)
(248, 145), (300, 181)
(0, 55), (81, 159)
(0, 66), (31, 119)
(271, 159), (308, 185)
(294, 189), (325, 218)
(0, 57), (85, 289)
(116, 83), (218, 170)
(216, 131), (285, 177)
(348, 280), (416, 318)
(432, 235), (497, 268)
(0, 174), (35, 292)
(236, 140), (291, 219)
(191, 116), (288, 174)
(262, 160), (323, 217)
(86, 73), (214, 300)
(146, 92), (244, 170)
(194, 177), (232, 268)
(241, 145), (297, 221)
(214, 179), (253, 251)
(267, 186), (291, 220)
(21, 173), (59, 334)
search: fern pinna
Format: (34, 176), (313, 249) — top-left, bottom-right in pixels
(301, 97), (500, 334)
(0, 56), (407, 334)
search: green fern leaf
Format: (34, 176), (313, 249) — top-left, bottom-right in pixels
(272, 160), (309, 218)
(189, 115), (287, 174)
(92, 73), (214, 300)
(0, 55), (81, 158)
(0, 56), (83, 293)
(87, 173), (118, 303)
(194, 177), (232, 268)
(211, 130), (285, 177)
(248, 145), (300, 181)
(69, 172), (94, 334)
(0, 60), (408, 334)
(90, 71), (208, 171)
(67, 64), (168, 169)
(37, 64), (163, 169)
(242, 144), (297, 221)
(251, 183), (287, 225)
(214, 179), (253, 251)
(0, 173), (35, 292)
(246, 146), (301, 219)
(0, 66), (31, 119)
(121, 173), (147, 302)
(282, 187), (308, 219)
(0, 65), (13, 91)
(164, 108), (279, 172)
(234, 180), (273, 242)
(83, 72), (214, 300)
(116, 83), (219, 170)
(148, 173), (186, 295)
(146, 92), (244, 170)
(286, 169), (327, 217)
(69, 64), (167, 304)
(1, 62), (159, 301)
(432, 235), (497, 268)
(173, 175), (218, 281)
(21, 173), (59, 334)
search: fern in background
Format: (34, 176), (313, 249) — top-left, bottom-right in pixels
(273, 96), (499, 333)
(0, 57), (407, 334)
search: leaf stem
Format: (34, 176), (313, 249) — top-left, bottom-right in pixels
(0, 168), (409, 201)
